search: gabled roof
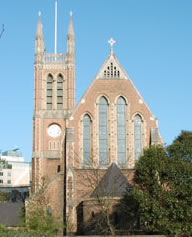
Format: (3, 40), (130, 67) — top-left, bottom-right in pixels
(90, 163), (132, 198)
(71, 40), (157, 121)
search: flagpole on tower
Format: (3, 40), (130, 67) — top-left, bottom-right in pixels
(54, 0), (57, 54)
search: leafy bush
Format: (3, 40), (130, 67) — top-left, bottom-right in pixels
(124, 131), (192, 236)
(0, 192), (9, 202)
(0, 224), (56, 237)
(25, 195), (64, 235)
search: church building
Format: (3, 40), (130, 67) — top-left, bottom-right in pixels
(32, 9), (161, 234)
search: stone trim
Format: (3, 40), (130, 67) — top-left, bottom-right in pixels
(33, 110), (70, 119)
(32, 151), (60, 159)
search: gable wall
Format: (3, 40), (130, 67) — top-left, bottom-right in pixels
(68, 78), (158, 169)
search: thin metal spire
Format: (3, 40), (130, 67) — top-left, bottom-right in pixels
(54, 0), (58, 54)
(0, 24), (5, 39)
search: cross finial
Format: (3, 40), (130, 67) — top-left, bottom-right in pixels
(38, 11), (41, 17)
(108, 38), (116, 54)
(70, 11), (73, 17)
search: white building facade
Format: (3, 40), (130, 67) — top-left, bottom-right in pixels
(0, 150), (31, 187)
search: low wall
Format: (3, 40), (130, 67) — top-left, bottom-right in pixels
(0, 202), (24, 226)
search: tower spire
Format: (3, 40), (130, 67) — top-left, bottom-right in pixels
(68, 11), (74, 36)
(67, 11), (75, 63)
(54, 0), (58, 54)
(35, 11), (45, 55)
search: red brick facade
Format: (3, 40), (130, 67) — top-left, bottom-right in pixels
(32, 14), (162, 234)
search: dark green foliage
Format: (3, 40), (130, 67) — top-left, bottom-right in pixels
(167, 130), (192, 162)
(124, 131), (192, 236)
(26, 212), (61, 234)
(0, 224), (52, 237)
(124, 146), (170, 234)
(0, 191), (9, 202)
(0, 159), (12, 169)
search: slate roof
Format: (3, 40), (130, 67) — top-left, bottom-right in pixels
(90, 163), (131, 198)
(0, 202), (24, 227)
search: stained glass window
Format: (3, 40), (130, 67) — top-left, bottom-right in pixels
(83, 115), (91, 165)
(135, 115), (142, 160)
(99, 97), (108, 165)
(117, 97), (126, 165)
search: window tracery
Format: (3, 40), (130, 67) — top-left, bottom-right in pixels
(83, 114), (91, 165)
(99, 97), (108, 165)
(117, 97), (126, 165)
(103, 62), (120, 78)
(134, 114), (142, 160)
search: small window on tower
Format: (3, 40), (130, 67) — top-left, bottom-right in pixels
(57, 74), (63, 110)
(47, 74), (53, 109)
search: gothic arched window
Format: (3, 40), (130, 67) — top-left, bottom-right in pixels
(134, 114), (142, 160)
(83, 114), (91, 165)
(57, 74), (63, 109)
(117, 97), (126, 165)
(99, 97), (108, 165)
(47, 74), (53, 109)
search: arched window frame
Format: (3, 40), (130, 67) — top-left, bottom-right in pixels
(57, 74), (63, 110)
(116, 96), (127, 165)
(98, 96), (109, 166)
(134, 114), (143, 161)
(47, 74), (53, 110)
(83, 114), (92, 166)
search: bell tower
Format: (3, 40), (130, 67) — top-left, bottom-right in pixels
(32, 10), (75, 193)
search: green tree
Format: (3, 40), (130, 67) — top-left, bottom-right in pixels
(124, 131), (192, 236)
(124, 145), (170, 234)
(25, 195), (63, 235)
(167, 130), (192, 162)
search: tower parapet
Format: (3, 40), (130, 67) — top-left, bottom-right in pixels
(43, 53), (67, 64)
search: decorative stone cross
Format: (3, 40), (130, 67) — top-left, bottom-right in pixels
(108, 38), (116, 53)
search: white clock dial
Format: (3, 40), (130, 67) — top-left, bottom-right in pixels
(47, 124), (61, 138)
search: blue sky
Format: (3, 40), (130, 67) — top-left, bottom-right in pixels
(0, 0), (192, 162)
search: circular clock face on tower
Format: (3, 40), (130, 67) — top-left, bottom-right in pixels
(47, 124), (61, 138)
